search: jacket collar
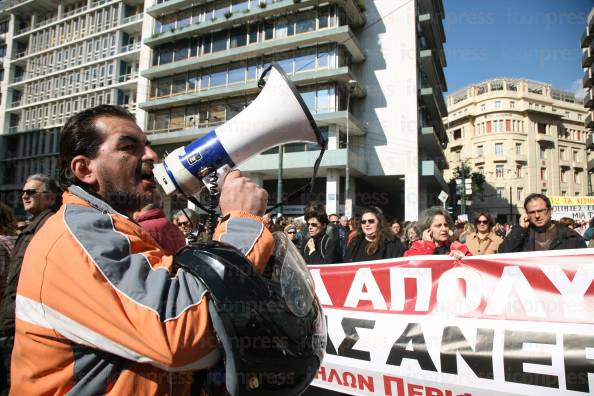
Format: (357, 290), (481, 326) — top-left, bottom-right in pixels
(66, 185), (127, 217)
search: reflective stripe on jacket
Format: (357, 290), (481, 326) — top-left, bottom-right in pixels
(11, 186), (273, 395)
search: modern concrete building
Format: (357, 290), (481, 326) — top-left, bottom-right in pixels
(0, 0), (449, 220)
(582, 6), (594, 186)
(444, 78), (590, 223)
(140, 0), (449, 220)
(0, 0), (145, 213)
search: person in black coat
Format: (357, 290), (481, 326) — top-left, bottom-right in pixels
(345, 207), (405, 262)
(300, 204), (342, 264)
(499, 193), (586, 253)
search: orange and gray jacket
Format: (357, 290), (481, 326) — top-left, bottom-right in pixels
(11, 186), (273, 395)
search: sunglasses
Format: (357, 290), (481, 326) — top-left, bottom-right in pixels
(22, 189), (43, 196)
(476, 220), (489, 225)
(307, 222), (320, 228)
(177, 221), (191, 227)
(361, 219), (376, 225)
(287, 231), (296, 234)
(527, 208), (549, 216)
(331, 220), (339, 224)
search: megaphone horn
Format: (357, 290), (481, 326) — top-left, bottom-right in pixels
(153, 62), (325, 198)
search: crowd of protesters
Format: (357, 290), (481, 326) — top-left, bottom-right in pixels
(1, 175), (593, 393)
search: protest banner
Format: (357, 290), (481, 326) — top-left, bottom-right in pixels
(549, 196), (594, 220)
(307, 249), (594, 396)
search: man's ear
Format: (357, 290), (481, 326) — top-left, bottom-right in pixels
(71, 155), (98, 186)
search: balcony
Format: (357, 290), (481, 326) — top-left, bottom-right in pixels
(143, 25), (364, 79)
(587, 111), (593, 129)
(120, 42), (141, 54)
(419, 124), (446, 163)
(142, 66), (357, 110)
(582, 28), (593, 49)
(7, 126), (18, 134)
(515, 154), (528, 163)
(535, 133), (555, 145)
(584, 69), (593, 89)
(573, 161), (585, 170)
(7, 0), (56, 17)
(420, 160), (448, 191)
(583, 45), (593, 68)
(584, 90), (594, 109)
(420, 86), (447, 122)
(474, 157), (485, 165)
(122, 13), (143, 25)
(418, 14), (445, 53)
(419, 49), (447, 91)
(146, 0), (365, 47)
(559, 159), (571, 168)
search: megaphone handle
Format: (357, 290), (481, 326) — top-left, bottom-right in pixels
(202, 165), (231, 238)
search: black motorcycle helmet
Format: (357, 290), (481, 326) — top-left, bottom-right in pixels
(176, 231), (326, 396)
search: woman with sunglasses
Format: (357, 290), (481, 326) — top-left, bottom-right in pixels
(345, 207), (405, 262)
(284, 224), (300, 247)
(404, 206), (470, 259)
(301, 207), (342, 264)
(465, 211), (503, 255)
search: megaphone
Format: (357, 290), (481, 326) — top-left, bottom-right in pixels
(153, 63), (325, 198)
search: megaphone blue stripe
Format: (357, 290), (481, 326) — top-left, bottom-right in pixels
(181, 130), (236, 176)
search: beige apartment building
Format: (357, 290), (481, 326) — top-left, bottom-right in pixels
(444, 78), (591, 223)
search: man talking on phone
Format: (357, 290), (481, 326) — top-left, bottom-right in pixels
(499, 193), (586, 253)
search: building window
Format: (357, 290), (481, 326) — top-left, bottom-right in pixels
(575, 171), (581, 184)
(560, 148), (565, 160)
(540, 168), (546, 180)
(495, 143), (503, 156)
(477, 145), (484, 156)
(480, 104), (486, 111)
(540, 146), (546, 160)
(453, 128), (462, 140)
(578, 114), (582, 121)
(561, 191), (566, 196)
(510, 101), (515, 109)
(515, 143), (522, 154)
(516, 165), (522, 178)
(561, 170), (567, 182)
(538, 123), (547, 134)
(496, 187), (504, 199)
(496, 165), (504, 178)
(455, 150), (461, 162)
(494, 101), (501, 109)
(517, 187), (523, 201)
(573, 150), (579, 161)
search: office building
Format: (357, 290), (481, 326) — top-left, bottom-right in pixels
(140, 0), (448, 220)
(0, 0), (449, 221)
(0, 0), (144, 213)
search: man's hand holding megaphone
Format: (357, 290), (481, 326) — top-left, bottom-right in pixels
(219, 170), (268, 217)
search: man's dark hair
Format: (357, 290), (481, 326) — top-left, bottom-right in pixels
(523, 193), (551, 210)
(59, 105), (136, 189)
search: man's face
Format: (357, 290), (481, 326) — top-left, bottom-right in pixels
(22, 179), (55, 216)
(339, 216), (348, 227)
(176, 213), (193, 235)
(525, 198), (552, 228)
(329, 215), (339, 225)
(87, 116), (158, 215)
